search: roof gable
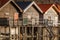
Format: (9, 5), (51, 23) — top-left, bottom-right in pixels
(16, 1), (32, 10)
(44, 4), (59, 15)
(45, 7), (58, 15)
(16, 1), (43, 13)
(38, 4), (52, 13)
(54, 4), (60, 13)
(0, 0), (22, 12)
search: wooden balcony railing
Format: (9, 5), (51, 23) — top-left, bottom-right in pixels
(0, 18), (60, 27)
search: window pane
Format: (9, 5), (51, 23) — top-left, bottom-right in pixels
(23, 18), (28, 25)
(0, 18), (9, 26)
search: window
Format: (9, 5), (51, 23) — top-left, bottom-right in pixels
(0, 18), (9, 26)
(23, 18), (28, 25)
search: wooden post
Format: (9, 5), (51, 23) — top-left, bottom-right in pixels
(38, 27), (43, 40)
(9, 25), (10, 40)
(18, 24), (20, 40)
(32, 25), (34, 40)
(23, 26), (27, 40)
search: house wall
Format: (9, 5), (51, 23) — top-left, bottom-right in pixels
(44, 7), (58, 26)
(0, 2), (59, 40)
(23, 6), (39, 25)
(0, 3), (18, 18)
(22, 5), (59, 40)
(43, 7), (58, 40)
(0, 2), (19, 40)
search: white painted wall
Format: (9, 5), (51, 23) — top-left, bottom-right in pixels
(44, 7), (58, 26)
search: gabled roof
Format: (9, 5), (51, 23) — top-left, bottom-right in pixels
(38, 4), (52, 13)
(16, 1), (43, 13)
(16, 1), (32, 10)
(54, 4), (60, 13)
(38, 4), (60, 15)
(0, 0), (22, 12)
(0, 0), (9, 8)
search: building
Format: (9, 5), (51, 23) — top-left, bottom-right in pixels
(0, 0), (22, 40)
(38, 4), (60, 40)
(0, 0), (60, 40)
(16, 1), (43, 40)
(0, 0), (44, 40)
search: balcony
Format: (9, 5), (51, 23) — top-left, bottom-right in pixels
(39, 19), (60, 27)
(0, 18), (59, 27)
(21, 19), (60, 27)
